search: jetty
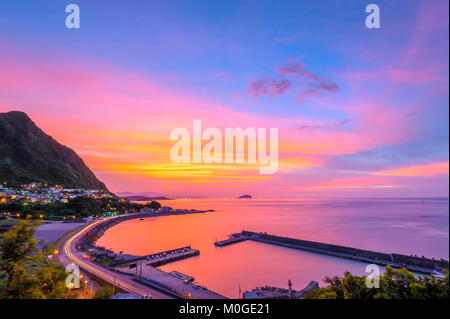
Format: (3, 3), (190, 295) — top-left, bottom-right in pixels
(216, 230), (449, 275)
(111, 246), (199, 267)
(215, 234), (248, 247)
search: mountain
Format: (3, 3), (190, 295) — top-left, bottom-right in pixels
(0, 111), (108, 191)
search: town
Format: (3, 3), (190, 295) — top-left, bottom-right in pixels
(0, 181), (113, 205)
(0, 181), (140, 221)
(0, 181), (211, 222)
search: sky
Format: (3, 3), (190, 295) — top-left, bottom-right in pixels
(0, 0), (448, 198)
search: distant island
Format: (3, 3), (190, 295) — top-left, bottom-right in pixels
(238, 194), (252, 199)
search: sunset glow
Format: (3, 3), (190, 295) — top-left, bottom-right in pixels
(0, 0), (448, 198)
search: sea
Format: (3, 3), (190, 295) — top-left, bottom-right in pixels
(97, 198), (449, 298)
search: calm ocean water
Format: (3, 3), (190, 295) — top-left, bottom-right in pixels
(97, 198), (449, 298)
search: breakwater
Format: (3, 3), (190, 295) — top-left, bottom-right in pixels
(110, 246), (200, 267)
(216, 231), (449, 275)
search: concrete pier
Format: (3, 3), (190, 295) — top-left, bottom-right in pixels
(111, 246), (199, 267)
(216, 230), (449, 275)
(214, 234), (248, 247)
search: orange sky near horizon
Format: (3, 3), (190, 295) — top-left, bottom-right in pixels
(0, 0), (448, 198)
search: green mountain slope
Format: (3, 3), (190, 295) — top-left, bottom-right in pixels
(0, 111), (108, 190)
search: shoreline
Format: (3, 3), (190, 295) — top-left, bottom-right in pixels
(80, 209), (209, 263)
(72, 209), (226, 299)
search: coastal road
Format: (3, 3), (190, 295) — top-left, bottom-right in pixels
(56, 218), (173, 299)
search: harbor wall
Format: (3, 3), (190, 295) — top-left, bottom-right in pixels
(240, 231), (449, 273)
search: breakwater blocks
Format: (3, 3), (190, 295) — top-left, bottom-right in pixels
(216, 230), (449, 275)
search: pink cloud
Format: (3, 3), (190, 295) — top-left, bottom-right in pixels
(342, 67), (447, 85)
(0, 46), (444, 197)
(373, 161), (449, 177)
(387, 67), (448, 85)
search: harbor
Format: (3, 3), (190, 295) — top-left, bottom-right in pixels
(73, 200), (449, 299)
(216, 230), (450, 275)
(76, 211), (226, 299)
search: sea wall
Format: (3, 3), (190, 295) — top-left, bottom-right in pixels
(240, 231), (449, 273)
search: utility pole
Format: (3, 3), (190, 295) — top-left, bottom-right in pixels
(288, 279), (292, 297)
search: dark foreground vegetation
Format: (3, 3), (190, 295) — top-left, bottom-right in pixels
(303, 266), (449, 299)
(0, 220), (74, 298)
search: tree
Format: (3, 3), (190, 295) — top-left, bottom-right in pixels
(304, 266), (449, 299)
(0, 220), (38, 290)
(0, 220), (72, 299)
(146, 201), (161, 210)
(94, 286), (114, 299)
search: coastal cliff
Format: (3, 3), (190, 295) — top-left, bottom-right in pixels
(0, 111), (108, 190)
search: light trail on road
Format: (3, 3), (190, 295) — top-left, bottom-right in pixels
(62, 217), (170, 298)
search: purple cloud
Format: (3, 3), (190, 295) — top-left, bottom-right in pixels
(335, 118), (351, 126)
(248, 59), (339, 104)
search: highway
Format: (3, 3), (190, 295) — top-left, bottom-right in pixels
(56, 218), (173, 299)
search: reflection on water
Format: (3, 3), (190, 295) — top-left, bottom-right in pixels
(97, 198), (449, 298)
